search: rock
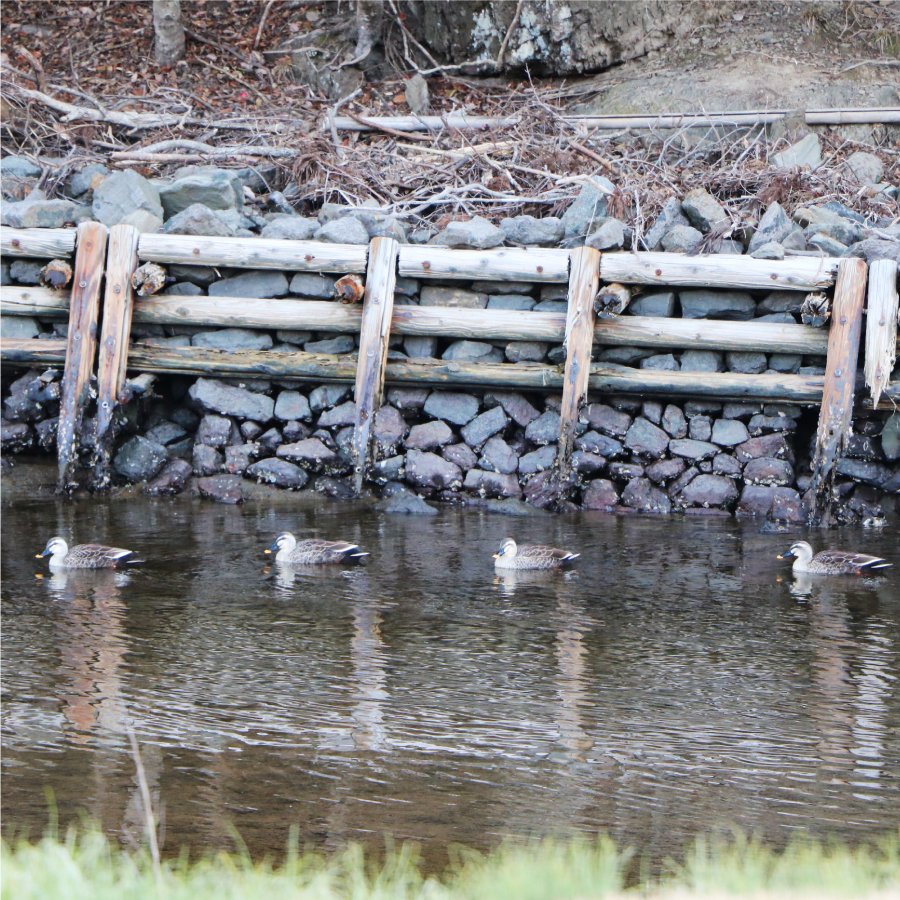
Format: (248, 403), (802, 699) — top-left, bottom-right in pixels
(748, 415), (797, 436)
(881, 414), (900, 461)
(645, 457), (685, 484)
(525, 410), (561, 445)
(661, 405), (688, 439)
(1, 317), (42, 339)
(142, 458), (192, 495)
(737, 485), (803, 520)
(644, 197), (690, 250)
(712, 454), (741, 478)
(92, 170), (163, 226)
(419, 285), (488, 309)
(309, 385), (350, 411)
(586, 218), (625, 250)
(197, 474), (243, 503)
(500, 215), (564, 246)
(681, 189), (727, 233)
(114, 436), (168, 482)
(207, 271), (289, 299)
(1, 421), (32, 453)
(680, 350), (724, 373)
(397, 336), (433, 359)
(661, 225), (702, 253)
(768, 354), (802, 374)
(803, 220), (861, 246)
(463, 468), (521, 497)
(10, 260), (44, 285)
(621, 477), (671, 514)
(440, 216), (503, 249)
(405, 420), (454, 451)
(379, 491), (437, 515)
(188, 378), (275, 421)
(461, 406), (507, 448)
(1, 156), (41, 177)
(502, 340), (547, 363)
(561, 177), (614, 238)
(276, 438), (346, 473)
(312, 475), (355, 500)
(607, 462), (643, 481)
(486, 294), (536, 311)
(486, 392), (539, 427)
(641, 354), (679, 371)
(748, 202), (794, 254)
(373, 405), (409, 455)
(318, 401), (357, 428)
(749, 242), (785, 260)
(689, 416), (712, 442)
(735, 433), (794, 464)
(577, 478), (616, 510)
(399, 71), (430, 113)
(443, 340), (501, 362)
(835, 458), (893, 489)
(846, 239), (900, 264)
(667, 466), (698, 498)
(304, 335), (355, 354)
(575, 431), (623, 457)
(624, 417), (669, 458)
(572, 451), (605, 475)
(314, 217), (369, 244)
(388, 386), (430, 410)
(159, 171), (242, 219)
(724, 351), (767, 374)
(680, 290), (755, 320)
(405, 449), (462, 490)
(710, 418), (749, 446)
(844, 151), (883, 186)
(772, 133), (821, 169)
(168, 265), (218, 286)
(680, 474), (738, 507)
(192, 443), (223, 475)
(629, 292), (676, 317)
(424, 391), (479, 426)
(163, 203), (234, 236)
(223, 444), (255, 474)
(480, 436), (518, 474)
(443, 442), (478, 469)
(581, 403), (631, 437)
(669, 439), (718, 461)
(723, 402), (762, 420)
(289, 273), (336, 299)
(261, 217), (318, 240)
(245, 457), (308, 489)
(1, 190), (76, 228)
(518, 444), (557, 475)
(274, 391), (311, 422)
(743, 457), (794, 486)
(192, 328), (273, 352)
(163, 281), (205, 297)
(145, 421), (188, 447)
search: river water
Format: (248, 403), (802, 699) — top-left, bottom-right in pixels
(2, 489), (899, 869)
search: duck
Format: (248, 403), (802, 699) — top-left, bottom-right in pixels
(493, 537), (579, 570)
(778, 541), (892, 576)
(37, 537), (133, 570)
(265, 532), (368, 565)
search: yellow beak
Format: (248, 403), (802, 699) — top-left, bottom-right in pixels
(776, 554), (785, 559)
(35, 554), (42, 559)
(492, 553), (499, 558)
(264, 549), (271, 554)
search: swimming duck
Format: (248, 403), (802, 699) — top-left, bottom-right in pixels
(265, 532), (368, 565)
(37, 537), (133, 570)
(778, 541), (891, 575)
(493, 538), (579, 570)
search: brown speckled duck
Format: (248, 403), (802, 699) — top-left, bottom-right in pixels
(265, 532), (368, 565)
(493, 538), (579, 571)
(778, 541), (891, 576)
(37, 537), (133, 570)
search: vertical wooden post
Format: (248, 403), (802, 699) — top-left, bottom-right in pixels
(57, 221), (109, 492)
(808, 258), (867, 525)
(93, 223), (141, 488)
(863, 259), (898, 409)
(352, 237), (399, 494)
(556, 246), (601, 485)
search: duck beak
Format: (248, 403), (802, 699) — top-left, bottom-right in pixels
(777, 554), (786, 559)
(266, 542), (279, 553)
(492, 553), (499, 558)
(36, 553), (44, 558)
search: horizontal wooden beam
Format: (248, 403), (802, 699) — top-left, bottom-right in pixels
(1, 226), (77, 259)
(137, 234), (369, 273)
(1, 285), (71, 317)
(398, 246), (570, 282)
(1, 338), (67, 364)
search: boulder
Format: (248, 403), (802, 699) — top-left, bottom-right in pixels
(419, 286), (488, 309)
(424, 391), (479, 425)
(274, 391), (311, 422)
(581, 403), (631, 437)
(192, 328), (273, 352)
(518, 444), (557, 475)
(197, 474), (243, 504)
(680, 350), (724, 373)
(461, 406), (508, 448)
(504, 341), (548, 363)
(208, 271), (289, 299)
(621, 477), (671, 514)
(525, 410), (561, 445)
(661, 225), (702, 253)
(113, 436), (168, 482)
(669, 439), (718, 461)
(188, 378), (275, 421)
(317, 401), (357, 428)
(681, 188), (727, 233)
(405, 449), (462, 490)
(261, 217), (318, 240)
(645, 457), (686, 484)
(661, 405), (688, 439)
(743, 456), (794, 486)
(629, 292), (676, 317)
(163, 203), (235, 236)
(377, 491), (437, 515)
(486, 391), (539, 426)
(499, 215), (564, 246)
(405, 420), (454, 451)
(309, 384), (350, 411)
(747, 201), (793, 253)
(192, 443), (223, 475)
(314, 217), (369, 244)
(159, 170), (242, 218)
(443, 340), (502, 362)
(373, 405), (409, 455)
(289, 273), (336, 298)
(276, 438), (347, 473)
(480, 436), (518, 474)
(92, 170), (163, 227)
(680, 290), (755, 320)
(463, 468), (521, 497)
(561, 178), (614, 238)
(443, 442), (478, 470)
(735, 433), (794, 464)
(442, 216), (504, 249)
(644, 197), (690, 250)
(142, 458), (192, 495)
(576, 431), (623, 458)
(582, 479), (618, 510)
(245, 457), (308, 489)
(404, 336), (438, 358)
(772, 133), (821, 169)
(487, 295), (536, 311)
(388, 386), (430, 410)
(1, 190), (76, 228)
(304, 335), (355, 354)
(585, 218), (625, 250)
(680, 474), (738, 507)
(710, 418), (750, 446)
(624, 417), (669, 458)
(844, 151), (883, 186)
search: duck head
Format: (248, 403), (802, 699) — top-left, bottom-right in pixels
(493, 538), (517, 561)
(778, 541), (813, 563)
(266, 532), (297, 555)
(37, 537), (68, 559)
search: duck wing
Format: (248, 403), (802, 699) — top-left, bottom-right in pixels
(817, 550), (891, 571)
(295, 539), (359, 554)
(518, 545), (580, 563)
(68, 544), (133, 567)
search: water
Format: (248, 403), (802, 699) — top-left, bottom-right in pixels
(2, 488), (899, 869)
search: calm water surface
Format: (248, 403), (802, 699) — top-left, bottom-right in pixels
(2, 491), (899, 868)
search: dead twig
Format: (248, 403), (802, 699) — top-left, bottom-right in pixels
(126, 724), (163, 893)
(253, 0), (278, 51)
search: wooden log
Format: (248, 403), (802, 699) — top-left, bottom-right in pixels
(864, 259), (899, 408)
(0, 285), (71, 318)
(808, 258), (868, 526)
(0, 338), (67, 365)
(137, 234), (368, 273)
(94, 224), (141, 488)
(352, 237), (400, 494)
(599, 252), (840, 291)
(56, 222), (109, 492)
(1, 226), (77, 259)
(557, 246), (600, 486)
(398, 245), (569, 282)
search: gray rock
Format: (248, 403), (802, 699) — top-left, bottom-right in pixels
(642, 401), (662, 425)
(318, 401), (357, 427)
(681, 188), (727, 233)
(1, 191), (76, 228)
(641, 354), (679, 371)
(645, 457), (686, 484)
(608, 462), (645, 481)
(405, 449), (462, 490)
(680, 290), (755, 320)
(807, 233), (848, 256)
(400, 336), (435, 359)
(163, 281), (204, 296)
(844, 151), (883, 186)
(576, 431), (624, 457)
(726, 351), (768, 374)
(689, 415), (712, 442)
(711, 418), (749, 446)
(621, 477), (671, 514)
(680, 474), (738, 507)
(276, 437), (346, 473)
(463, 468), (521, 497)
(192, 328), (273, 352)
(756, 313), (797, 324)
(629, 292), (675, 317)
(424, 391), (479, 426)
(208, 271), (289, 299)
(0, 262), (9, 286)
(145, 421), (188, 447)
(743, 457), (794, 486)
(834, 458), (893, 489)
(881, 413), (900, 461)
(289, 273), (336, 298)
(246, 457), (308, 489)
(274, 391), (311, 422)
(525, 410), (561, 445)
(585, 218), (625, 250)
(661, 225), (702, 253)
(443, 442), (478, 469)
(403, 71), (430, 114)
(717, 239), (745, 255)
(1, 421), (32, 452)
(405, 420), (454, 451)
(303, 335), (355, 354)
(443, 340), (500, 362)
(419, 286), (488, 309)
(712, 454), (742, 478)
(768, 353), (802, 374)
(748, 202), (793, 253)
(846, 239), (900, 265)
(504, 341), (548, 362)
(309, 384), (350, 411)
(159, 171), (242, 219)
(582, 478), (618, 509)
(1, 156), (41, 177)
(735, 433), (794, 464)
(388, 386), (430, 410)
(1, 316), (42, 339)
(373, 405), (409, 455)
(378, 491), (437, 515)
(561, 178), (614, 238)
(680, 350), (723, 373)
(757, 293), (798, 316)
(643, 197), (690, 250)
(750, 242), (785, 260)
(480, 436), (518, 474)
(196, 413), (233, 449)
(487, 391), (539, 426)
(461, 406), (508, 448)
(163, 203), (235, 236)
(142, 458), (193, 496)
(772, 133), (821, 169)
(92, 170), (163, 226)
(803, 220), (861, 246)
(597, 347), (651, 365)
(196, 474), (242, 504)
(662, 404), (688, 439)
(723, 402), (762, 420)
(518, 444), (557, 475)
(169, 265), (218, 286)
(624, 417), (669, 458)
(581, 403), (631, 437)
(669, 439), (718, 461)
(442, 216), (504, 249)
(10, 260), (44, 284)
(275, 330), (313, 346)
(573, 451), (606, 475)
(499, 215), (564, 246)
(114, 436), (168, 482)
(261, 217), (318, 240)
(314, 217), (369, 244)
(189, 378), (275, 421)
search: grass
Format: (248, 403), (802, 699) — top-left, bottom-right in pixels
(2, 828), (899, 900)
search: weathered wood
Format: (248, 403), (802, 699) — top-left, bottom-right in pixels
(137, 233), (368, 273)
(94, 224), (141, 488)
(398, 245), (569, 282)
(0, 338), (67, 365)
(557, 247), (600, 485)
(864, 259), (899, 409)
(600, 252), (840, 291)
(352, 237), (400, 494)
(809, 258), (868, 526)
(57, 222), (109, 492)
(1, 285), (71, 317)
(1, 226), (77, 259)
(130, 293), (835, 355)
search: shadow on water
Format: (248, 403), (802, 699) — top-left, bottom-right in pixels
(2, 493), (899, 872)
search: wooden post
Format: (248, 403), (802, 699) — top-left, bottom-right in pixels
(557, 247), (601, 485)
(56, 221), (109, 492)
(352, 237), (399, 494)
(864, 259), (899, 409)
(93, 224), (141, 488)
(808, 258), (868, 525)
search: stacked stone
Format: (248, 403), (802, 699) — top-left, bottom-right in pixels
(0, 368), (62, 461)
(1, 256), (69, 343)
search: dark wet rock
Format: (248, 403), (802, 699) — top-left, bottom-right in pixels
(277, 438), (347, 473)
(309, 384), (350, 412)
(142, 458), (192, 495)
(667, 466), (698, 497)
(485, 391), (539, 427)
(372, 405), (409, 456)
(274, 391), (311, 422)
(576, 431), (623, 458)
(114, 436), (168, 482)
(582, 478), (618, 510)
(524, 410), (561, 445)
(561, 178), (613, 237)
(473, 280), (534, 295)
(192, 443), (223, 476)
(317, 401), (357, 428)
(443, 216), (504, 249)
(735, 433), (794, 464)
(373, 455), (405, 483)
(208, 271), (289, 299)
(145, 421), (188, 447)
(289, 273), (336, 298)
(196, 414), (235, 449)
(712, 454), (742, 478)
(461, 406), (508, 448)
(845, 435), (883, 462)
(35, 417), (58, 451)
(669, 439), (718, 461)
(518, 444), (557, 475)
(92, 170), (163, 226)
(661, 225), (702, 253)
(661, 405), (688, 439)
(629, 292), (676, 317)
(573, 450), (605, 475)
(168, 265), (218, 286)
(304, 335), (356, 354)
(163, 203), (235, 236)
(197, 474), (243, 504)
(476, 497), (549, 516)
(419, 286), (488, 309)
(1, 421), (31, 452)
(246, 457), (308, 489)
(424, 391), (479, 426)
(581, 403), (631, 438)
(748, 415), (798, 436)
(405, 449), (463, 490)
(499, 215), (564, 246)
(282, 420), (310, 443)
(737, 485), (805, 522)
(388, 386), (430, 410)
(624, 417), (669, 458)
(443, 442), (477, 470)
(443, 339), (502, 362)
(641, 353), (679, 371)
(645, 457), (685, 484)
(621, 478), (671, 514)
(479, 436), (518, 474)
(609, 462), (645, 481)
(504, 341), (548, 363)
(680, 474), (738, 507)
(680, 350), (724, 373)
(224, 444), (255, 474)
(163, 281), (205, 297)
(726, 351), (768, 374)
(680, 290), (755, 321)
(261, 217), (318, 240)
(377, 492), (437, 514)
(768, 354), (802, 374)
(835, 458), (893, 489)
(641, 401), (663, 425)
(689, 416), (712, 442)
(486, 295), (536, 313)
(463, 468), (521, 497)
(723, 402), (763, 420)
(192, 328), (273, 352)
(743, 457), (794, 486)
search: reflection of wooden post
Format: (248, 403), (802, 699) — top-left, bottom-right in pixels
(94, 224), (141, 488)
(809, 258), (867, 525)
(352, 237), (398, 494)
(864, 259), (899, 409)
(57, 222), (109, 492)
(557, 246), (600, 484)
